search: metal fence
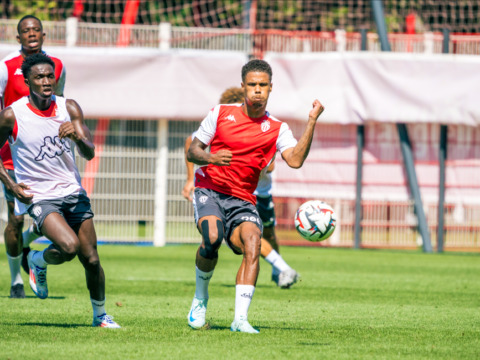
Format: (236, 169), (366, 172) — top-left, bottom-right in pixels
(1, 119), (477, 250)
(0, 20), (479, 250)
(1, 19), (480, 55)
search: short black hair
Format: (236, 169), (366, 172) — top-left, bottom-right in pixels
(21, 53), (55, 80)
(241, 59), (272, 82)
(17, 15), (43, 34)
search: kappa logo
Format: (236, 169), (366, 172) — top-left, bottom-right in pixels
(32, 205), (42, 217)
(14, 68), (22, 76)
(225, 114), (236, 122)
(261, 120), (270, 132)
(199, 195), (208, 204)
(35, 135), (71, 161)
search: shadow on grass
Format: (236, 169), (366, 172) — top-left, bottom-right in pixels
(20, 322), (90, 328)
(3, 295), (66, 299)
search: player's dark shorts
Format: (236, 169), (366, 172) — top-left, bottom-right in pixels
(193, 187), (263, 255)
(256, 195), (276, 228)
(2, 169), (17, 203)
(27, 193), (94, 231)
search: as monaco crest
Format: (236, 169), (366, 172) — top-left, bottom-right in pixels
(261, 120), (270, 132)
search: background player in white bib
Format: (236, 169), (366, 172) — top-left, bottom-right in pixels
(183, 87), (300, 289)
(0, 53), (120, 328)
(0, 15), (66, 298)
(187, 59), (324, 333)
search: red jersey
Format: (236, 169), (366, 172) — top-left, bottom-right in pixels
(194, 104), (297, 205)
(0, 50), (65, 170)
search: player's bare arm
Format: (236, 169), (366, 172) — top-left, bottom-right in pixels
(187, 137), (232, 166)
(281, 99), (324, 169)
(0, 107), (33, 203)
(61, 99), (95, 160)
(182, 135), (195, 201)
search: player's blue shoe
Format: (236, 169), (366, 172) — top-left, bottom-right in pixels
(27, 250), (48, 299)
(92, 314), (121, 328)
(188, 297), (208, 329)
(230, 319), (259, 334)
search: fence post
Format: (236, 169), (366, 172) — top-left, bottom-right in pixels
(437, 28), (450, 253)
(66, 17), (78, 47)
(371, 0), (432, 253)
(154, 119), (168, 246)
(424, 31), (434, 53)
(354, 28), (367, 250)
(335, 29), (346, 52)
(159, 22), (171, 50)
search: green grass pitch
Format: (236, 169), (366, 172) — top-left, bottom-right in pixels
(1, 244), (479, 359)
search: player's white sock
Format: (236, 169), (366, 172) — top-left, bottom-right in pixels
(91, 298), (106, 318)
(23, 224), (41, 247)
(195, 266), (214, 299)
(31, 249), (48, 267)
(234, 284), (255, 321)
(7, 253), (23, 286)
(265, 250), (291, 275)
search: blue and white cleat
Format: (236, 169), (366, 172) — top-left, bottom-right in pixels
(188, 297), (208, 329)
(92, 314), (121, 328)
(28, 251), (48, 299)
(230, 319), (259, 334)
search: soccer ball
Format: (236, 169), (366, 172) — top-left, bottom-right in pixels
(294, 200), (337, 242)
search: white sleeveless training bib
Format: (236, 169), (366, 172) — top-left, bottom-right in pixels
(9, 96), (85, 214)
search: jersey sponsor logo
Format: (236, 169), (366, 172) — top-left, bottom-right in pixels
(261, 120), (270, 132)
(225, 114), (236, 122)
(199, 195), (208, 204)
(35, 136), (71, 161)
(32, 205), (42, 217)
(14, 68), (23, 75)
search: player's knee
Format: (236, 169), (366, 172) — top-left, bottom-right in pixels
(7, 215), (24, 230)
(83, 255), (101, 271)
(58, 241), (80, 262)
(199, 220), (224, 260)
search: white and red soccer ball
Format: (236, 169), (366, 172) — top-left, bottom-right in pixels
(294, 200), (337, 242)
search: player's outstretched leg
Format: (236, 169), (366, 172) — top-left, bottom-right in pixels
(27, 250), (48, 299)
(75, 218), (121, 329)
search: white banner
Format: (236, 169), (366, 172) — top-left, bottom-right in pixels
(264, 51), (480, 126)
(1, 45), (479, 125)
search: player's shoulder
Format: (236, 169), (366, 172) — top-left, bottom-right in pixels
(1, 51), (22, 68)
(218, 103), (242, 114)
(1, 51), (21, 62)
(266, 111), (282, 124)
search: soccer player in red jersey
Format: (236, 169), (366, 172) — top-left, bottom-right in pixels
(183, 87), (300, 289)
(0, 15), (66, 298)
(187, 59), (324, 333)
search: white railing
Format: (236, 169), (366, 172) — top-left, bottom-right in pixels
(1, 19), (480, 55)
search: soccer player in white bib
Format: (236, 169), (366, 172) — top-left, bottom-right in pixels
(0, 53), (120, 328)
(183, 87), (300, 289)
(187, 60), (324, 333)
(0, 15), (66, 298)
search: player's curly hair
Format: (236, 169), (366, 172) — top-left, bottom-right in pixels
(21, 53), (55, 80)
(219, 87), (244, 104)
(241, 59), (272, 82)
